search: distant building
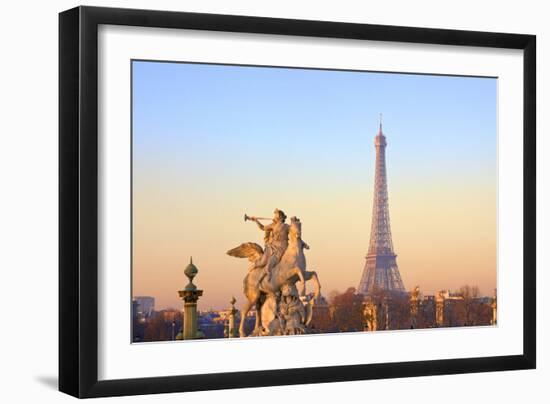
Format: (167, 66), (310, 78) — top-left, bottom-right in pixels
(197, 313), (224, 339)
(162, 309), (179, 322)
(134, 296), (155, 318)
(309, 295), (333, 332)
(132, 300), (145, 342)
(215, 309), (238, 323)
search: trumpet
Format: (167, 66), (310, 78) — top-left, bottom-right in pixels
(244, 214), (271, 222)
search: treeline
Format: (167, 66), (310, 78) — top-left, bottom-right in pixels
(313, 285), (494, 333)
(133, 310), (183, 342)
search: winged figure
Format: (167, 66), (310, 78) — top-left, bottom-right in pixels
(226, 242), (264, 265)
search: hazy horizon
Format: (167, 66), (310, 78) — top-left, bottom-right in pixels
(132, 60), (497, 312)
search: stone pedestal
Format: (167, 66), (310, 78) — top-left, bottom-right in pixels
(179, 289), (203, 339)
(228, 297), (238, 338)
(178, 257), (203, 340)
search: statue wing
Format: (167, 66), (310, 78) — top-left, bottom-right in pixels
(226, 242), (264, 263)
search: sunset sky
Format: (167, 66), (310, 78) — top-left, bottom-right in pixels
(132, 60), (497, 311)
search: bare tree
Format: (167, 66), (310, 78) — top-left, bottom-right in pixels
(457, 285), (483, 326)
(143, 314), (170, 341)
(329, 287), (364, 332)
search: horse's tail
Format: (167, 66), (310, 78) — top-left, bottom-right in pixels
(304, 299), (314, 327)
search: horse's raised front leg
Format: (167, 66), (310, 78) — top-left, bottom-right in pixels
(293, 267), (306, 296)
(304, 270), (321, 299)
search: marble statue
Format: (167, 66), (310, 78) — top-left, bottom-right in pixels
(279, 283), (312, 335)
(227, 210), (321, 337)
(411, 285), (420, 300)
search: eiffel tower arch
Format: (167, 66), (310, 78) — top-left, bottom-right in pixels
(358, 118), (406, 296)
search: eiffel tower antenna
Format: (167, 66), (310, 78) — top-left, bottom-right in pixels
(358, 117), (406, 295)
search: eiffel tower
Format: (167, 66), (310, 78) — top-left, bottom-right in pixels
(358, 116), (406, 296)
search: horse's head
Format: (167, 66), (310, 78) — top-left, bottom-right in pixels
(289, 216), (302, 242)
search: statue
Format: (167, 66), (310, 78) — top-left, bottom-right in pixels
(227, 211), (320, 337)
(246, 209), (309, 284)
(279, 283), (310, 335)
(435, 290), (446, 327)
(411, 285), (420, 299)
(410, 286), (420, 328)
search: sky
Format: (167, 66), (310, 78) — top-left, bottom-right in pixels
(132, 60), (497, 311)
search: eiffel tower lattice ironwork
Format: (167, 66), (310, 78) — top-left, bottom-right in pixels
(358, 117), (406, 295)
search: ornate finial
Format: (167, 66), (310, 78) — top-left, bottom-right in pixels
(379, 113), (383, 133)
(184, 257), (199, 291)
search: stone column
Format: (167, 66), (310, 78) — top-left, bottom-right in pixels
(435, 290), (445, 327)
(228, 297), (239, 338)
(178, 257), (203, 340)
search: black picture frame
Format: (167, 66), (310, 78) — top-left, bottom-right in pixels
(59, 5), (536, 398)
